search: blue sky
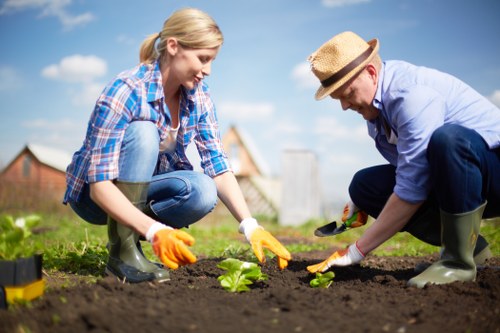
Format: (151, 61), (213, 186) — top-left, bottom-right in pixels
(1, 0), (499, 202)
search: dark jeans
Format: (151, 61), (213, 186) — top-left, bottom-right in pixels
(348, 124), (500, 243)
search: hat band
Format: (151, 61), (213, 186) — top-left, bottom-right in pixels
(320, 46), (373, 88)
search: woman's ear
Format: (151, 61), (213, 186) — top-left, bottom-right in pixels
(166, 38), (179, 57)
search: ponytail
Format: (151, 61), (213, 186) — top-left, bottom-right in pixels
(139, 33), (161, 64)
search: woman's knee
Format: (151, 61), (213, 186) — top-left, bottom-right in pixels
(119, 121), (160, 181)
(189, 173), (218, 214)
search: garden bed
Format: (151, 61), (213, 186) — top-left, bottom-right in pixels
(1, 250), (499, 333)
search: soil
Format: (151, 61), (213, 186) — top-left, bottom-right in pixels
(1, 250), (499, 333)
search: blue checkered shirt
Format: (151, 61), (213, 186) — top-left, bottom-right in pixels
(64, 60), (230, 203)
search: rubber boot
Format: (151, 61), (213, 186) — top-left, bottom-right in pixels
(405, 207), (492, 273)
(106, 181), (170, 283)
(414, 235), (492, 273)
(408, 202), (486, 288)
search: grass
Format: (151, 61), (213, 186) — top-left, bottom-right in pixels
(11, 210), (500, 279)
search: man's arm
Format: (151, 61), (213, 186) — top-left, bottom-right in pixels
(357, 193), (423, 254)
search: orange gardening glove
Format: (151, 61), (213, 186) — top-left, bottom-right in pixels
(307, 242), (365, 273)
(146, 222), (197, 270)
(239, 218), (292, 270)
(342, 201), (368, 228)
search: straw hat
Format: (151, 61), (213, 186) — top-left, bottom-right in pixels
(308, 31), (379, 100)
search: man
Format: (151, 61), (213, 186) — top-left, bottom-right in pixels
(306, 31), (500, 288)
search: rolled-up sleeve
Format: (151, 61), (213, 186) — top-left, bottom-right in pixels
(86, 81), (136, 183)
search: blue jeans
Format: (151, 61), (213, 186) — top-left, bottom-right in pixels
(348, 124), (500, 221)
(69, 121), (218, 228)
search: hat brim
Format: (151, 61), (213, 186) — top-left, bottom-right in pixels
(315, 38), (379, 100)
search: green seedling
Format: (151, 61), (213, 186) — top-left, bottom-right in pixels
(217, 258), (267, 293)
(310, 271), (335, 288)
(0, 214), (42, 260)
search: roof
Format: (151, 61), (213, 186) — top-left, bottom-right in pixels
(26, 144), (73, 172)
(229, 126), (271, 177)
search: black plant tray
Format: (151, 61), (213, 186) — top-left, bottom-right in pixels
(0, 254), (43, 286)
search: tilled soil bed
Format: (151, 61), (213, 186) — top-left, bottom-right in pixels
(1, 250), (499, 333)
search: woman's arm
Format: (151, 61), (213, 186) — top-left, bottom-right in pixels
(213, 171), (252, 222)
(89, 180), (156, 236)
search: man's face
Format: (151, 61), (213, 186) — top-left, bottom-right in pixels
(330, 66), (379, 121)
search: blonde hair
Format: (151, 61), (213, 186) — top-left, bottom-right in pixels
(139, 8), (223, 64)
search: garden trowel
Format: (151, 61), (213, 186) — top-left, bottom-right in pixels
(314, 212), (366, 237)
(314, 220), (348, 237)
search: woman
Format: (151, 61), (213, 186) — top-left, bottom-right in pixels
(64, 8), (291, 283)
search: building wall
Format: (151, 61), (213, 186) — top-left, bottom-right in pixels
(0, 150), (67, 202)
(279, 150), (321, 226)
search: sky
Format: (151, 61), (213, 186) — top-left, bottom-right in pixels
(0, 0), (499, 204)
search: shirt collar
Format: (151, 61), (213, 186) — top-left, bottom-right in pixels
(146, 59), (165, 103)
(372, 61), (385, 111)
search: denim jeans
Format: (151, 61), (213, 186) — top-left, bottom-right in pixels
(348, 124), (500, 220)
(69, 121), (218, 228)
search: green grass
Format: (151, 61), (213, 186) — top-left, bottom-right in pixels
(19, 211), (500, 279)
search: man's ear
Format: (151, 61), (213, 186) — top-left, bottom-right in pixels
(365, 63), (378, 85)
(166, 38), (179, 56)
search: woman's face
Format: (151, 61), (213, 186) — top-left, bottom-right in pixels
(170, 43), (219, 90)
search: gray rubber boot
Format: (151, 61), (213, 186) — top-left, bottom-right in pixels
(106, 181), (170, 283)
(408, 202), (486, 288)
(414, 235), (492, 273)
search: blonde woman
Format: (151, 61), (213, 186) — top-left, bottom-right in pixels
(64, 8), (291, 283)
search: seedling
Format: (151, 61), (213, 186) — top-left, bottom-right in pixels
(0, 214), (42, 260)
(310, 271), (335, 288)
(217, 258), (267, 293)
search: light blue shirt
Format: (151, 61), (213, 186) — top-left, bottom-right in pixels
(368, 60), (500, 203)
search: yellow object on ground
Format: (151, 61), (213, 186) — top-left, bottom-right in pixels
(5, 279), (45, 303)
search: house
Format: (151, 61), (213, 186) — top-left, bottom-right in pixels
(221, 125), (281, 218)
(0, 144), (72, 207)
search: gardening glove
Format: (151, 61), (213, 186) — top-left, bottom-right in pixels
(307, 242), (365, 273)
(342, 201), (368, 228)
(146, 222), (197, 270)
(239, 218), (292, 270)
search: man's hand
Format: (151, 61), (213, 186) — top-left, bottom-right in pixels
(307, 242), (364, 273)
(239, 218), (292, 270)
(146, 222), (197, 270)
(342, 201), (368, 228)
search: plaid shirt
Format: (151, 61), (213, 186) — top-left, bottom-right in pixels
(64, 60), (230, 203)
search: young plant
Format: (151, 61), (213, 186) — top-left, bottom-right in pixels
(310, 271), (335, 288)
(0, 214), (42, 260)
(217, 258), (267, 293)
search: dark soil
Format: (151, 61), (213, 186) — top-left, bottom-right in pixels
(1, 250), (499, 333)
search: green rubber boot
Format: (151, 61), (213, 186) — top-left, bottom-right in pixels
(106, 181), (170, 283)
(408, 202), (486, 288)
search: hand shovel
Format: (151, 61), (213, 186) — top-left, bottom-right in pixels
(314, 221), (347, 237)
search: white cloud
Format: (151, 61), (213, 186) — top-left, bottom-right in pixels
(0, 66), (23, 91)
(489, 90), (500, 108)
(116, 34), (137, 46)
(71, 82), (103, 107)
(217, 101), (275, 121)
(0, 0), (94, 30)
(314, 115), (368, 142)
(291, 61), (318, 90)
(322, 0), (371, 8)
(22, 117), (86, 153)
(22, 117), (81, 131)
(41, 54), (107, 83)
